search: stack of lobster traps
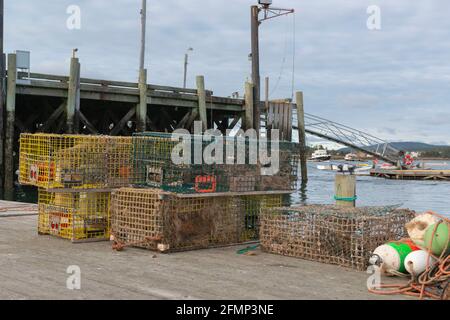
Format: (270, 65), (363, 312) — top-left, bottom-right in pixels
(111, 132), (301, 252)
(19, 134), (133, 242)
(19, 132), (301, 252)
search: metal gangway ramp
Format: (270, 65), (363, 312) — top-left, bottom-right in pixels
(301, 113), (400, 165)
(262, 102), (401, 165)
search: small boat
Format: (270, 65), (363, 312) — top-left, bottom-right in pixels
(317, 163), (371, 175)
(310, 149), (331, 162)
(379, 163), (398, 170)
(344, 153), (358, 161)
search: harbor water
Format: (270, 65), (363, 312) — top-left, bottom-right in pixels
(12, 161), (450, 217)
(292, 160), (450, 217)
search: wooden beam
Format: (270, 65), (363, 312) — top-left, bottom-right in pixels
(78, 111), (98, 134)
(196, 75), (207, 131)
(185, 109), (199, 131)
(176, 111), (192, 129)
(4, 53), (16, 200)
(111, 107), (136, 136)
(228, 116), (241, 131)
(39, 102), (66, 133)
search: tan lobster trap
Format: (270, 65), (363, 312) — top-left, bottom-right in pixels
(111, 188), (285, 252)
(260, 205), (415, 271)
(19, 134), (132, 189)
(38, 190), (111, 242)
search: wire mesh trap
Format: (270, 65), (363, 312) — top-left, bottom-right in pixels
(111, 188), (284, 252)
(19, 134), (133, 189)
(260, 205), (416, 271)
(132, 132), (300, 194)
(38, 190), (111, 242)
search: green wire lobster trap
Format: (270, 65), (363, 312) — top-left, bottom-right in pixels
(132, 132), (300, 194)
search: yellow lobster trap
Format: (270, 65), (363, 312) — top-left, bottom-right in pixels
(111, 188), (285, 252)
(38, 190), (111, 242)
(19, 134), (133, 189)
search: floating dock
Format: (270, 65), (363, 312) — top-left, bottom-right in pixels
(370, 169), (450, 181)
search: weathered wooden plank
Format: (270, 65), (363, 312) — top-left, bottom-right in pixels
(29, 72), (69, 82)
(80, 83), (138, 96)
(80, 77), (138, 88)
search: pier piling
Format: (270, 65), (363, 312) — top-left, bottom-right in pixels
(335, 174), (356, 207)
(137, 68), (148, 132)
(66, 56), (80, 134)
(196, 75), (207, 131)
(244, 81), (254, 130)
(296, 91), (308, 183)
(4, 53), (16, 200)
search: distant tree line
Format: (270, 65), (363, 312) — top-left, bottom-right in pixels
(419, 147), (450, 159)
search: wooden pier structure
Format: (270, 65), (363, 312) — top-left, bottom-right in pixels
(370, 169), (450, 181)
(0, 53), (307, 200)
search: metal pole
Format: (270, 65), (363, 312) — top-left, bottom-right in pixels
(139, 0), (147, 72)
(183, 53), (188, 88)
(0, 0), (4, 198)
(250, 5), (260, 132)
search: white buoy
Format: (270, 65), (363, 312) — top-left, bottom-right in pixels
(370, 240), (419, 274)
(404, 250), (436, 275)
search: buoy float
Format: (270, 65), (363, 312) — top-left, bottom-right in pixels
(404, 250), (436, 275)
(423, 222), (449, 256)
(406, 212), (439, 248)
(370, 240), (420, 274)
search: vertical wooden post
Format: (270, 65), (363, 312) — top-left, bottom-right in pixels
(296, 91), (308, 183)
(244, 81), (254, 130)
(4, 53), (16, 200)
(137, 68), (148, 132)
(196, 75), (207, 131)
(335, 174), (356, 207)
(0, 53), (5, 198)
(67, 57), (80, 134)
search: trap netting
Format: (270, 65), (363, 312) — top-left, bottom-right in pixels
(19, 134), (133, 189)
(132, 132), (300, 194)
(236, 194), (284, 242)
(38, 190), (111, 242)
(111, 188), (284, 252)
(260, 205), (415, 271)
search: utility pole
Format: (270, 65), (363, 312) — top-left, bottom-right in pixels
(250, 5), (260, 131)
(139, 0), (147, 71)
(0, 0), (4, 199)
(137, 0), (148, 132)
(183, 47), (193, 88)
(250, 1), (294, 132)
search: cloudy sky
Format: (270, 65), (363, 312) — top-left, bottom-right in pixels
(5, 0), (450, 145)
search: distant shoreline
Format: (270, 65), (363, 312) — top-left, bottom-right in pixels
(418, 158), (450, 161)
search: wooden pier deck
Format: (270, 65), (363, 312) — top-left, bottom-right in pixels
(370, 169), (450, 181)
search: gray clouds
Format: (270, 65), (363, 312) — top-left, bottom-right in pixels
(4, 0), (450, 144)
